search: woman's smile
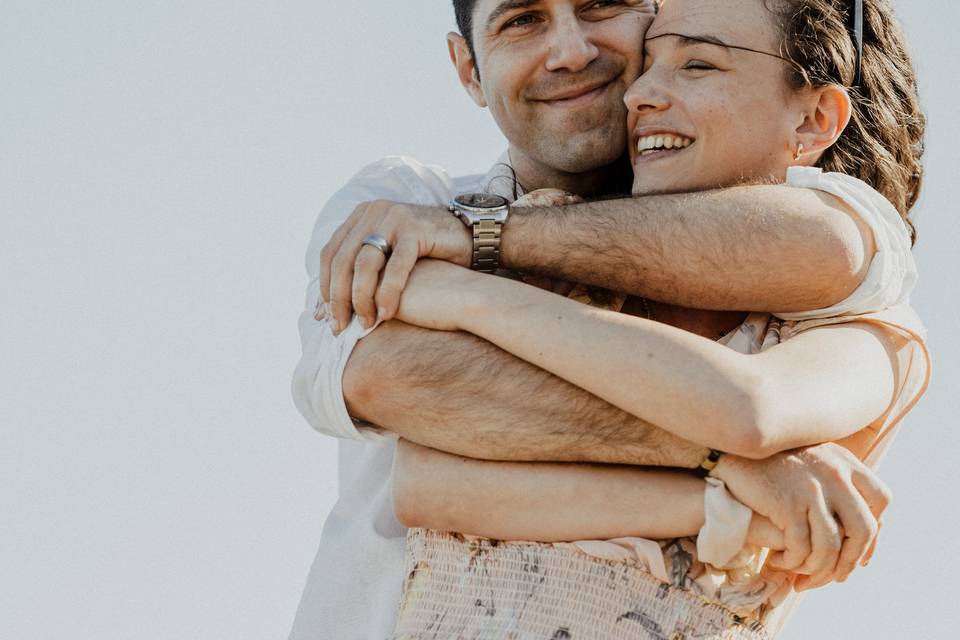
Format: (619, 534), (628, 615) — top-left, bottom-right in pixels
(630, 128), (697, 170)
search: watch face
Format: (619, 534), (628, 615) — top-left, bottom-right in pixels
(456, 193), (509, 210)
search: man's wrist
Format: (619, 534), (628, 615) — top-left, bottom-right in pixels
(443, 206), (475, 268)
(408, 203), (473, 268)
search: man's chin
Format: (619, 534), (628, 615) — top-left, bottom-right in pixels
(539, 132), (626, 175)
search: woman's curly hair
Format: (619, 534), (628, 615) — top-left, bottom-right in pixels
(770, 0), (925, 243)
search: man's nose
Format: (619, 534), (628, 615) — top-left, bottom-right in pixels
(544, 17), (599, 73)
(623, 72), (671, 114)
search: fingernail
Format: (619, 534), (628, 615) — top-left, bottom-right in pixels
(316, 305), (326, 320)
(361, 316), (373, 329)
(332, 319), (343, 335)
(377, 307), (387, 321)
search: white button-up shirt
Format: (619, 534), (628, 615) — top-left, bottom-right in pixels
(289, 155), (519, 640)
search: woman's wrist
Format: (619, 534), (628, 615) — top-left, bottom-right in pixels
(455, 271), (524, 333)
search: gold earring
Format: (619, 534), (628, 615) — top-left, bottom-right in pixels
(795, 143), (804, 161)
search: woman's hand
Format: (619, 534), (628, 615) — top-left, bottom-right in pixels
(394, 259), (481, 332)
(712, 443), (889, 589)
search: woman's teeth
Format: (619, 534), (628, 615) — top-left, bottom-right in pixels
(637, 134), (693, 155)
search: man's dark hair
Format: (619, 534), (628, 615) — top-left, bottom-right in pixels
(453, 0), (478, 59)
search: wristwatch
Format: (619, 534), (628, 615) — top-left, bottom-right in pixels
(448, 193), (510, 273)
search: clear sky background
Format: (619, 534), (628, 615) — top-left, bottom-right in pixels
(2, 1), (957, 638)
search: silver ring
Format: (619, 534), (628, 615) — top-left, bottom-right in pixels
(361, 234), (392, 257)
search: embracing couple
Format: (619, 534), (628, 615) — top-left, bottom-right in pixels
(292, 1), (929, 638)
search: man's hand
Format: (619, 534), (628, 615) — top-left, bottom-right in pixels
(318, 200), (471, 333)
(712, 443), (890, 590)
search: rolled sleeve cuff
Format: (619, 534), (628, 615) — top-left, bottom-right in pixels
(774, 167), (917, 321)
(292, 311), (395, 443)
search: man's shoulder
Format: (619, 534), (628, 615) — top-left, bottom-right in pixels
(340, 155), (487, 206)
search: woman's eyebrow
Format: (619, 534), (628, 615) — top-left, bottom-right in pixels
(644, 30), (802, 71)
(645, 32), (732, 50)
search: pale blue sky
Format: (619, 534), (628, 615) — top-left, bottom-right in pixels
(1, 1), (957, 638)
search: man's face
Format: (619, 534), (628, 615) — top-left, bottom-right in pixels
(468, 0), (655, 179)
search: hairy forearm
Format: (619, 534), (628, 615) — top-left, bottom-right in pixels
(393, 440), (707, 542)
(501, 185), (871, 312)
(344, 320), (708, 467)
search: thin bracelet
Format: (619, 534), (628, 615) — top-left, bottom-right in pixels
(694, 450), (724, 478)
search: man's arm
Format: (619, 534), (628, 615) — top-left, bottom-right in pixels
(323, 183), (875, 329)
(500, 185), (873, 312)
(344, 320), (709, 468)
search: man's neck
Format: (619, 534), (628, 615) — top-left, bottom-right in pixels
(508, 148), (632, 198)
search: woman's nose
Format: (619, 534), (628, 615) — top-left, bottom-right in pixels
(544, 18), (599, 73)
(623, 72), (671, 114)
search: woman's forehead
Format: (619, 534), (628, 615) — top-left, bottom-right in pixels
(651, 0), (780, 50)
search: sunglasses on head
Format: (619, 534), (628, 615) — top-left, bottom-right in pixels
(848, 0), (864, 86)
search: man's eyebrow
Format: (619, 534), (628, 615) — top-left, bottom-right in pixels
(484, 0), (539, 31)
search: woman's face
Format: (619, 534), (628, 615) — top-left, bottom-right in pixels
(625, 0), (807, 195)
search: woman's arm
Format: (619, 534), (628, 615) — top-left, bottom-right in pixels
(393, 439), (708, 542)
(397, 261), (899, 460)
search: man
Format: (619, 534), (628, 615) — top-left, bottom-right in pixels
(290, 1), (905, 638)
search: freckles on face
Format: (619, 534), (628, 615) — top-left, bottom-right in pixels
(629, 0), (803, 194)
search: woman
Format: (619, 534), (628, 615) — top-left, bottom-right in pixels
(388, 0), (928, 637)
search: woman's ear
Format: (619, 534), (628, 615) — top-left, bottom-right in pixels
(795, 84), (852, 162)
(447, 32), (487, 108)
(797, 84), (853, 164)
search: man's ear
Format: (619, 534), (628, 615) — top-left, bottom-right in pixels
(447, 32), (487, 108)
(795, 84), (852, 162)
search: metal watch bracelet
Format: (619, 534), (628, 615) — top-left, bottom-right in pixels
(471, 218), (503, 273)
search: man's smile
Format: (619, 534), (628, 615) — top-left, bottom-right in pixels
(534, 78), (616, 108)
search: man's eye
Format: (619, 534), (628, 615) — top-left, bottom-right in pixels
(504, 13), (539, 29)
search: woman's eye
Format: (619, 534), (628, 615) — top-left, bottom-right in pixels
(682, 60), (717, 71)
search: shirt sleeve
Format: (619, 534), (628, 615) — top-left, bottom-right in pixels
(778, 304), (931, 469)
(291, 157), (456, 442)
(773, 167), (918, 321)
